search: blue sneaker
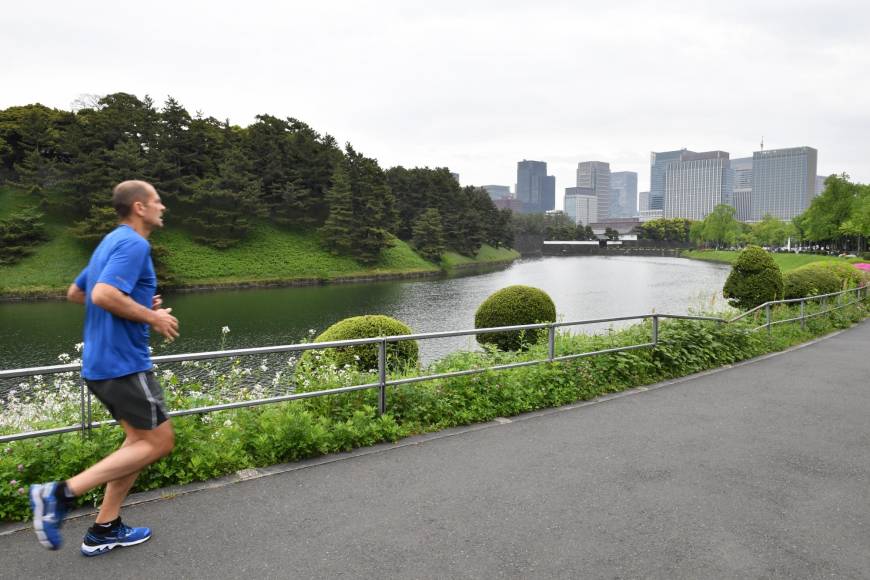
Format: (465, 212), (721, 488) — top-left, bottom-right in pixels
(80, 521), (152, 557)
(29, 482), (67, 550)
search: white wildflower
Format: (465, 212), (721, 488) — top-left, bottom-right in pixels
(222, 326), (231, 335)
(74, 342), (84, 353)
(223, 419), (233, 427)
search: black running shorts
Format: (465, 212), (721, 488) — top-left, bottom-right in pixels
(86, 371), (169, 430)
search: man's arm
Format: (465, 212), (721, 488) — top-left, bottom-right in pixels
(67, 283), (86, 305)
(90, 282), (180, 340)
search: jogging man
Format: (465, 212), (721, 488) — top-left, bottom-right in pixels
(29, 180), (179, 556)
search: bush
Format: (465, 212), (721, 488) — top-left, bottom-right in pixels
(783, 265), (841, 299)
(300, 315), (418, 373)
(806, 261), (867, 288)
(474, 285), (557, 351)
(723, 246), (784, 309)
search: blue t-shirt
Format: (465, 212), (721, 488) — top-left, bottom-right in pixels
(75, 225), (157, 380)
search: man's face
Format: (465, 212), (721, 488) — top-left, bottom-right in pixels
(139, 189), (166, 229)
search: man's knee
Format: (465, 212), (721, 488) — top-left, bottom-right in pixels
(155, 422), (174, 457)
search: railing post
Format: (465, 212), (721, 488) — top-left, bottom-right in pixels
(652, 315), (659, 346)
(377, 339), (387, 416)
(86, 390), (93, 435)
(800, 299), (805, 330)
(80, 378), (87, 438)
(765, 303), (771, 336)
(547, 325), (555, 362)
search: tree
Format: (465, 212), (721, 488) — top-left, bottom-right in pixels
(751, 214), (793, 248)
(604, 227), (620, 241)
(799, 174), (858, 250)
(0, 208), (48, 264)
(411, 208), (446, 262)
(319, 162), (355, 256)
(186, 147), (263, 248)
(698, 204), (740, 249)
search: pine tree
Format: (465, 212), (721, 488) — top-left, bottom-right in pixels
(412, 208), (446, 262)
(319, 162), (355, 255)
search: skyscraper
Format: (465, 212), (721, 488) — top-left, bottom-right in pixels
(610, 171), (638, 219)
(564, 187), (597, 225)
(663, 151), (732, 220)
(483, 185), (511, 200)
(750, 146), (818, 221)
(638, 191), (649, 213)
(730, 157), (753, 221)
(650, 149), (690, 211)
(516, 160), (556, 213)
(576, 161), (610, 222)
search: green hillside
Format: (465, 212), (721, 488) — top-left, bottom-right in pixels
(0, 187), (519, 298)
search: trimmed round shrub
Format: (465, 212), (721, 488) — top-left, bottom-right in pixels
(301, 315), (418, 373)
(783, 266), (841, 299)
(474, 285), (557, 351)
(723, 246), (784, 309)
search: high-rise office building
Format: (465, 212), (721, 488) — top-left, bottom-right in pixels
(609, 171), (638, 219)
(564, 187), (597, 225)
(650, 149), (689, 211)
(516, 160), (556, 213)
(730, 157), (753, 222)
(663, 151), (732, 220)
(483, 185), (512, 200)
(576, 161), (611, 221)
(638, 191), (649, 213)
(816, 175), (826, 196)
(750, 146), (817, 221)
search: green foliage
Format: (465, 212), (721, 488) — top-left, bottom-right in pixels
(0, 208), (47, 265)
(474, 285), (557, 351)
(411, 208), (446, 262)
(319, 162), (355, 256)
(635, 218), (694, 242)
(386, 167), (510, 254)
(70, 205), (118, 247)
(751, 214), (795, 247)
(185, 147), (264, 248)
(301, 315), (418, 373)
(806, 261), (868, 287)
(695, 204), (740, 249)
(2, 297), (867, 521)
(783, 265), (841, 299)
(723, 246), (784, 309)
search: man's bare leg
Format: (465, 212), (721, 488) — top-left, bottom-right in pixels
(66, 421), (174, 500)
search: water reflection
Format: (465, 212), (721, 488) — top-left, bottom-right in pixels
(0, 256), (730, 369)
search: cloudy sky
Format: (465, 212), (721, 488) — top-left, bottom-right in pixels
(3, 1), (868, 207)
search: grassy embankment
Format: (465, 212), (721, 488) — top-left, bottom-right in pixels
(682, 249), (864, 272)
(0, 187), (520, 298)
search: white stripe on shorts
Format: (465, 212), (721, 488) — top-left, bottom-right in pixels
(136, 372), (159, 429)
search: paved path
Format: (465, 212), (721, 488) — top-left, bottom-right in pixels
(2, 321), (869, 579)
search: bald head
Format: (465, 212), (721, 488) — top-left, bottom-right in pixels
(112, 180), (157, 218)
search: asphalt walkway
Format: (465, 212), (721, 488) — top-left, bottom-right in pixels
(2, 320), (869, 579)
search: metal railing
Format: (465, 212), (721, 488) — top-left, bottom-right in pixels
(1, 284), (866, 444)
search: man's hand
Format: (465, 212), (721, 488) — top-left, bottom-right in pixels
(91, 282), (180, 341)
(150, 307), (179, 341)
(152, 294), (163, 310)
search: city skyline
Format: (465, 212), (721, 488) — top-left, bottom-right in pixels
(2, 1), (866, 206)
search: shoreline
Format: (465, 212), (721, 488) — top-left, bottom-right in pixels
(0, 259), (518, 303)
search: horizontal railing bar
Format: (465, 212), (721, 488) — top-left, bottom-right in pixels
(656, 314), (727, 323)
(0, 424), (90, 443)
(166, 381), (383, 417)
(386, 359), (546, 387)
(551, 342), (654, 362)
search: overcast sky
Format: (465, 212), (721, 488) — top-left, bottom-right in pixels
(3, 1), (868, 208)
